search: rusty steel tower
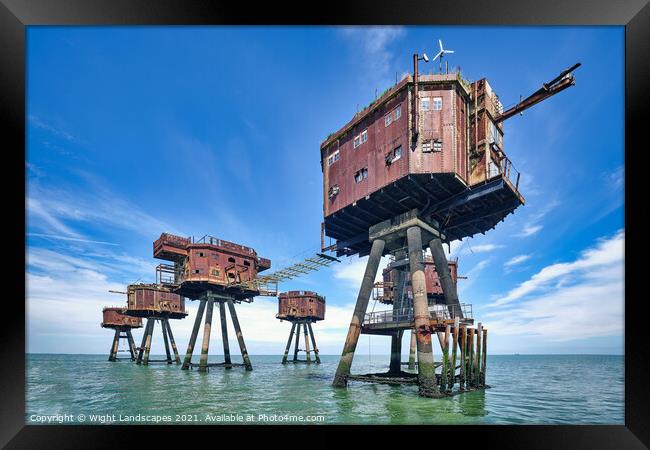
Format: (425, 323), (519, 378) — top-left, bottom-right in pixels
(121, 283), (188, 365)
(101, 306), (142, 362)
(320, 50), (579, 397)
(277, 290), (325, 364)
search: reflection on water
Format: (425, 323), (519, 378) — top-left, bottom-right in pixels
(26, 354), (622, 425)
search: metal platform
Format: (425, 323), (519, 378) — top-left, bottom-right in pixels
(360, 304), (473, 335)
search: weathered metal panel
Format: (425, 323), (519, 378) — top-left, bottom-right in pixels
(102, 307), (142, 328)
(277, 290), (325, 320)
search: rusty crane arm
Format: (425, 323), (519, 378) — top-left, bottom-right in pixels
(494, 62), (581, 124)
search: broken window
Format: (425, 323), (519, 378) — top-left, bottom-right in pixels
(328, 184), (340, 198)
(433, 97), (442, 111)
(421, 98), (430, 111)
(228, 257), (236, 263)
(354, 168), (368, 183)
(198, 252), (205, 257)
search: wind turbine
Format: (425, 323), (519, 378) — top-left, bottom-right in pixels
(432, 39), (454, 73)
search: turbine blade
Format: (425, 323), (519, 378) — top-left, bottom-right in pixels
(432, 51), (442, 61)
(439, 39), (443, 51)
(445, 50), (455, 54)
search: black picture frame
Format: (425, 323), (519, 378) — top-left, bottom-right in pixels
(2, 0), (647, 447)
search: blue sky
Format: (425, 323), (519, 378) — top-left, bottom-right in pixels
(26, 26), (624, 356)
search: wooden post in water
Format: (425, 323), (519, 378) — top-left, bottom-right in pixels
(451, 317), (459, 391)
(282, 323), (296, 364)
(459, 325), (466, 390)
(474, 323), (482, 387)
(467, 328), (475, 389)
(481, 327), (488, 386)
(440, 324), (450, 392)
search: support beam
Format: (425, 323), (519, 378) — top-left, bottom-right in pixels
(481, 328), (488, 387)
(467, 328), (475, 389)
(282, 323), (296, 364)
(459, 326), (466, 390)
(136, 319), (151, 364)
(429, 237), (462, 318)
(307, 322), (321, 364)
(219, 301), (232, 368)
(198, 300), (215, 372)
(407, 226), (440, 398)
(127, 329), (136, 361)
(293, 323), (301, 361)
(304, 322), (312, 363)
(389, 330), (403, 374)
(408, 330), (417, 370)
(441, 324), (451, 392)
(182, 299), (207, 370)
(475, 322), (483, 387)
(161, 318), (172, 364)
(164, 319), (181, 364)
(108, 329), (120, 362)
(143, 318), (155, 366)
(333, 238), (386, 388)
(451, 317), (459, 391)
(227, 297), (253, 371)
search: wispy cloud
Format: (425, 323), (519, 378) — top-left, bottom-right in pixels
(28, 115), (76, 142)
(491, 229), (623, 307)
(504, 254), (532, 268)
(516, 199), (560, 238)
(28, 233), (119, 246)
(339, 26), (405, 90)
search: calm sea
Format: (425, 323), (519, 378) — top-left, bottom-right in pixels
(26, 354), (623, 425)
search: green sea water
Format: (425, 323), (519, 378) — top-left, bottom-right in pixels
(26, 354), (623, 425)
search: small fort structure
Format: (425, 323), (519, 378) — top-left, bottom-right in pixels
(101, 307), (142, 362)
(277, 290), (325, 364)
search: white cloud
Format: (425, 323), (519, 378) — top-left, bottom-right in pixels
(516, 199), (560, 238)
(504, 254), (532, 268)
(491, 229), (623, 307)
(518, 224), (543, 237)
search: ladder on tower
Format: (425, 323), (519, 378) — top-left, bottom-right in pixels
(229, 253), (340, 296)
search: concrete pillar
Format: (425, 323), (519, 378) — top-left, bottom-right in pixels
(136, 319), (151, 364)
(109, 329), (120, 361)
(407, 226), (440, 398)
(143, 318), (155, 366)
(219, 301), (232, 368)
(126, 329), (137, 361)
(429, 237), (462, 318)
(293, 322), (301, 361)
(198, 299), (215, 372)
(161, 318), (172, 364)
(332, 238), (386, 388)
(408, 330), (417, 370)
(282, 323), (296, 364)
(182, 299), (207, 370)
(164, 319), (181, 364)
(389, 330), (403, 374)
(307, 322), (321, 364)
(303, 322), (312, 363)
(226, 298), (253, 371)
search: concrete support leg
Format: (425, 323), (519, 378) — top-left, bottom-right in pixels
(164, 319), (181, 364)
(136, 319), (151, 364)
(389, 330), (403, 374)
(109, 329), (120, 361)
(127, 329), (137, 361)
(332, 238), (386, 388)
(293, 323), (301, 361)
(304, 322), (312, 363)
(408, 330), (417, 370)
(143, 318), (155, 366)
(219, 301), (232, 368)
(227, 298), (253, 371)
(198, 300), (215, 373)
(429, 237), (462, 317)
(407, 226), (440, 398)
(481, 328), (488, 386)
(161, 318), (172, 364)
(282, 323), (296, 364)
(307, 322), (321, 364)
(182, 299), (207, 370)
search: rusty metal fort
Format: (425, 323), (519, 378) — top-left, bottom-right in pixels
(100, 45), (579, 399)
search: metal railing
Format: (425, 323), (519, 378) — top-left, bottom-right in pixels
(488, 154), (521, 192)
(363, 303), (472, 326)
